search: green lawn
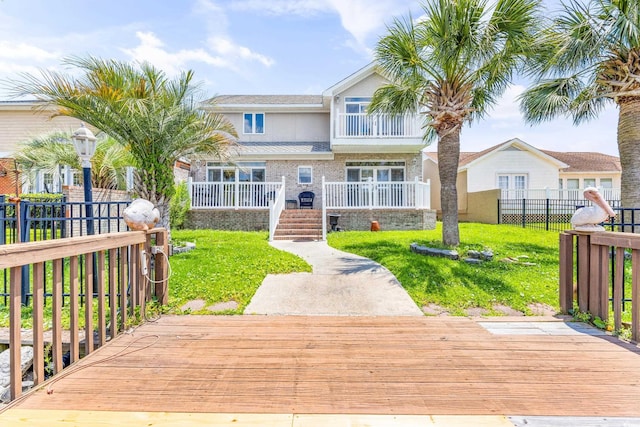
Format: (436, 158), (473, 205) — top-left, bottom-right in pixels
(168, 230), (311, 313)
(327, 223), (561, 315)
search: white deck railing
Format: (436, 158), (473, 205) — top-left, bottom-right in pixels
(268, 177), (286, 241)
(500, 188), (621, 201)
(189, 179), (284, 209)
(334, 113), (422, 138)
(323, 178), (430, 210)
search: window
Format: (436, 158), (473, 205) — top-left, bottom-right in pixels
(583, 178), (596, 188)
(298, 166), (312, 184)
(43, 172), (54, 192)
(497, 174), (527, 190)
(600, 178), (613, 188)
(345, 161), (405, 182)
(345, 97), (371, 136)
(243, 113), (264, 134)
(498, 176), (509, 190)
(207, 162), (266, 182)
(566, 179), (579, 189)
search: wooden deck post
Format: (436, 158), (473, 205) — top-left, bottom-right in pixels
(9, 266), (22, 401)
(633, 250), (640, 342)
(589, 241), (609, 321)
(576, 233), (591, 313)
(153, 229), (169, 305)
(559, 232), (574, 313)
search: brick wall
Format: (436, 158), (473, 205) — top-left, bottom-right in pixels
(0, 159), (19, 195)
(188, 152), (423, 208)
(186, 209), (269, 231)
(325, 209), (436, 232)
(185, 208), (435, 232)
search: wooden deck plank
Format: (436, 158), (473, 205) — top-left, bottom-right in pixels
(3, 315), (640, 418)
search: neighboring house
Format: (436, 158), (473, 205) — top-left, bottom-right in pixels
(0, 101), (187, 194)
(423, 138), (621, 222)
(187, 63), (435, 237)
(0, 100), (84, 193)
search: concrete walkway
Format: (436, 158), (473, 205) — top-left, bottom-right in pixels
(244, 240), (423, 316)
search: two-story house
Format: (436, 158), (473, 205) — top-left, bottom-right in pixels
(186, 63), (435, 239)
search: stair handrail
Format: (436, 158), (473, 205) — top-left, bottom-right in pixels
(268, 176), (286, 241)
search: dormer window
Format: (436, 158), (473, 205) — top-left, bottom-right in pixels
(244, 113), (265, 134)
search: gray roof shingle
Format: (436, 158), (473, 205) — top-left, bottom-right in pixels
(233, 141), (331, 156)
(211, 95), (324, 105)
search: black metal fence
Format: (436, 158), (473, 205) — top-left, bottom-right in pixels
(0, 196), (132, 305)
(497, 197), (627, 232)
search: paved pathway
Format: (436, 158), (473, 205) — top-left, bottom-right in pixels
(244, 240), (423, 316)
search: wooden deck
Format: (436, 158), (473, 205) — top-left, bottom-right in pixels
(2, 315), (640, 424)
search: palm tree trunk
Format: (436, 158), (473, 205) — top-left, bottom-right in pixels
(617, 99), (640, 230)
(438, 131), (461, 246)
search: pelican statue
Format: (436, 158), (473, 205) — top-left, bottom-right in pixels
(123, 199), (160, 231)
(571, 187), (616, 232)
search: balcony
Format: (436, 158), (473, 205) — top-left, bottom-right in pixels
(331, 112), (424, 153)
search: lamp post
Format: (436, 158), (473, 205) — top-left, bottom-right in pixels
(71, 123), (97, 236)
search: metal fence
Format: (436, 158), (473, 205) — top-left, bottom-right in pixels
(497, 197), (624, 232)
(0, 196), (131, 305)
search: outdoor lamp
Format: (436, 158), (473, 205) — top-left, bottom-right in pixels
(71, 123), (97, 167)
(71, 123), (96, 236)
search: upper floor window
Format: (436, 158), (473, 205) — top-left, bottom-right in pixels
(244, 113), (265, 134)
(345, 97), (371, 114)
(583, 178), (596, 188)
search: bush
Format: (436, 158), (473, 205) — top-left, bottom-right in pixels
(169, 181), (190, 229)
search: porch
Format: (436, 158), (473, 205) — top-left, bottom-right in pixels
(2, 315), (640, 425)
(187, 178), (433, 239)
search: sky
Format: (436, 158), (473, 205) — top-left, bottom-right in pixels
(0, 0), (620, 156)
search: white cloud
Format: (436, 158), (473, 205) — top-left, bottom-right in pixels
(122, 31), (277, 76)
(122, 31), (227, 75)
(229, 0), (415, 55)
(208, 36), (275, 67)
(0, 41), (58, 62)
(229, 0), (327, 16)
(326, 0), (393, 45)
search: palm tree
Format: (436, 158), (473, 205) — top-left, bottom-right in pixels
(370, 0), (541, 245)
(8, 56), (237, 236)
(14, 131), (133, 192)
(519, 0), (640, 210)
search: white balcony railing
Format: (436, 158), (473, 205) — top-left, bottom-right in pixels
(189, 179), (284, 209)
(323, 178), (430, 210)
(334, 113), (422, 138)
(500, 188), (621, 202)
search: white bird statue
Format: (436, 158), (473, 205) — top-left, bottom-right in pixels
(123, 199), (160, 231)
(571, 187), (616, 232)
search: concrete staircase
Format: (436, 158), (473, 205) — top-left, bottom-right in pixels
(273, 209), (323, 241)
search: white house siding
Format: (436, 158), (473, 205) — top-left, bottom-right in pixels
(223, 112), (329, 142)
(336, 73), (387, 100)
(465, 149), (559, 192)
(0, 108), (87, 155)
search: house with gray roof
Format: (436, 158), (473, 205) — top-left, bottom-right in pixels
(187, 63), (435, 238)
(423, 138), (621, 222)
